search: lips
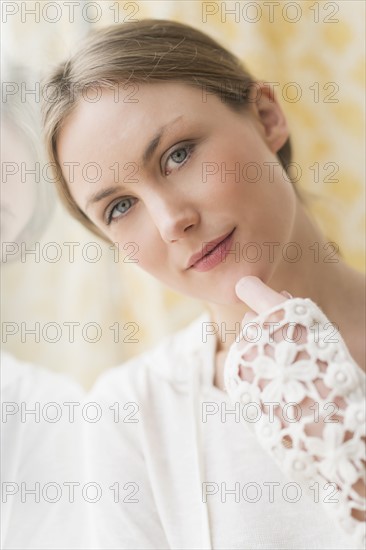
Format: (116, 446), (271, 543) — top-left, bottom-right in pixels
(186, 228), (235, 269)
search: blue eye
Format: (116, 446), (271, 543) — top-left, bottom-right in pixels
(104, 143), (195, 225)
(165, 144), (194, 174)
(171, 148), (188, 163)
(106, 197), (135, 225)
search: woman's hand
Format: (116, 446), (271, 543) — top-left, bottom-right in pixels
(235, 275), (301, 345)
(235, 275), (292, 315)
(224, 276), (366, 541)
(229, 275), (335, 423)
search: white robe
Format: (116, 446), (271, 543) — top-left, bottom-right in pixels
(83, 311), (360, 549)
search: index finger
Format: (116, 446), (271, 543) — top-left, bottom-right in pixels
(235, 276), (287, 314)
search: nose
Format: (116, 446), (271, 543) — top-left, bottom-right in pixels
(147, 192), (200, 243)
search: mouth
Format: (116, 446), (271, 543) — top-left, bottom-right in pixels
(187, 228), (236, 269)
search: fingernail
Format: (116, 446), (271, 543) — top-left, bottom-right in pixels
(236, 276), (258, 291)
(235, 277), (249, 292)
(281, 290), (293, 299)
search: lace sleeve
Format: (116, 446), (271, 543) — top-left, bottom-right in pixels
(224, 297), (366, 549)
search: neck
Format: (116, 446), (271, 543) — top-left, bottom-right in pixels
(205, 199), (365, 353)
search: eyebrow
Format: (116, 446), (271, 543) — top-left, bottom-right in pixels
(85, 115), (184, 211)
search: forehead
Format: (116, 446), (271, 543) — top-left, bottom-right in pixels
(57, 81), (210, 162)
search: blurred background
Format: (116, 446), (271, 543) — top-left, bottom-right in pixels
(1, 0), (365, 389)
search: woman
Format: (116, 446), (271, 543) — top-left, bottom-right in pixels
(41, 19), (365, 549)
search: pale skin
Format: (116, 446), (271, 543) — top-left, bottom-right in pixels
(57, 80), (365, 387)
(57, 79), (365, 524)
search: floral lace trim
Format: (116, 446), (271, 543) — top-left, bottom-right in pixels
(224, 297), (366, 549)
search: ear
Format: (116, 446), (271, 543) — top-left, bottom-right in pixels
(246, 81), (289, 154)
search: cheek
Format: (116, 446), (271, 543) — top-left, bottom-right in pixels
(217, 134), (292, 198)
(136, 246), (163, 272)
(204, 139), (295, 239)
(201, 136), (265, 192)
(121, 225), (165, 272)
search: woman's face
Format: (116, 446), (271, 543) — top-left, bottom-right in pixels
(57, 81), (296, 304)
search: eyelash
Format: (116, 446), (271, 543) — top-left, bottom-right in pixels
(104, 142), (195, 225)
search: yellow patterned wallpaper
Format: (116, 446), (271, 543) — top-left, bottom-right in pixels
(2, 1), (365, 388)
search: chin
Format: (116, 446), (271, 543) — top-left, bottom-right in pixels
(172, 262), (274, 305)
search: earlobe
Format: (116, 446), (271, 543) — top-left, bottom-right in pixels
(250, 82), (289, 153)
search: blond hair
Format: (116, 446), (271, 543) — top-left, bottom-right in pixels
(41, 18), (295, 242)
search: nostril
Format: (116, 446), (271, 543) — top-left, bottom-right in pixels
(184, 224), (195, 232)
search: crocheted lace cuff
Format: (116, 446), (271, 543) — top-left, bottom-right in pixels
(224, 297), (365, 549)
